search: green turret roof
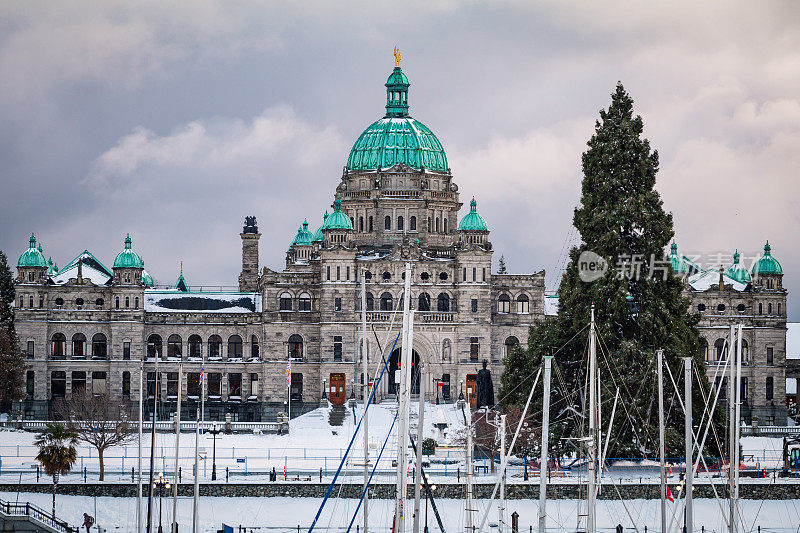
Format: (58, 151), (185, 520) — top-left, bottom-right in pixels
(142, 269), (154, 287)
(113, 234), (145, 269)
(174, 262), (189, 291)
(17, 234), (47, 268)
(752, 241), (782, 275)
(346, 65), (448, 172)
(726, 249), (751, 284)
(669, 241), (689, 274)
(46, 257), (59, 276)
(291, 220), (313, 247)
(458, 197), (488, 231)
(312, 212), (328, 242)
(321, 198), (353, 230)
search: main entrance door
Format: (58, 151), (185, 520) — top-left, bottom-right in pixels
(329, 373), (346, 405)
(389, 349), (420, 395)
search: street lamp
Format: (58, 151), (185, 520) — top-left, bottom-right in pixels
(153, 472), (170, 533)
(207, 423), (223, 481)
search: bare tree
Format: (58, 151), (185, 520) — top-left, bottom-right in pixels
(55, 392), (134, 480)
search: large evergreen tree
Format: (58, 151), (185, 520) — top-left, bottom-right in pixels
(0, 251), (25, 409)
(500, 84), (720, 457)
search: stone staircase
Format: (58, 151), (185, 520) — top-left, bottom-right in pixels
(328, 405), (348, 426)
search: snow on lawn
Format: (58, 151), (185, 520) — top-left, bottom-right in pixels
(4, 492), (800, 533)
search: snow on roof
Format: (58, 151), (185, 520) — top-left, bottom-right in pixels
(688, 269), (748, 292)
(50, 262), (112, 286)
(144, 291), (261, 313)
(787, 323), (800, 360)
(545, 294), (559, 316)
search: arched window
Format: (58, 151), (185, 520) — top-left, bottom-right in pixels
(410, 216), (416, 231)
(208, 335), (222, 359)
(380, 292), (393, 311)
(167, 334), (182, 358)
(188, 335), (202, 358)
(366, 292), (374, 311)
(51, 333), (66, 359)
(766, 376), (774, 401)
(700, 338), (709, 361)
(125, 296), (130, 308)
(498, 294), (511, 314)
(279, 292), (292, 311)
(442, 339), (452, 362)
(228, 335), (243, 359)
(72, 333), (86, 358)
(504, 336), (520, 358)
(437, 293), (450, 312)
(714, 338), (726, 361)
(435, 218), (440, 233)
(251, 335), (260, 360)
(397, 216), (404, 231)
(768, 303), (773, 314)
(427, 217), (432, 231)
(443, 218), (448, 233)
(147, 334), (162, 359)
(385, 216), (391, 231)
(517, 294), (530, 314)
(359, 217), (364, 232)
(298, 292), (312, 312)
(288, 334), (303, 359)
(418, 293), (431, 311)
(91, 333), (107, 359)
(741, 339), (749, 363)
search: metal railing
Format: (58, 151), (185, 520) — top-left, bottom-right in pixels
(366, 311), (455, 323)
(0, 420), (283, 433)
(0, 498), (78, 533)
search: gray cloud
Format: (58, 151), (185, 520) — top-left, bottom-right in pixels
(0, 1), (798, 316)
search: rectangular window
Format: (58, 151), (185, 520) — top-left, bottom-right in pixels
(470, 337), (479, 362)
(147, 372), (156, 398)
(334, 297), (342, 312)
(326, 266), (331, 281)
(471, 299), (478, 313)
(472, 267), (476, 282)
(290, 373), (303, 402)
(716, 376), (727, 399)
(766, 376), (774, 401)
(463, 267), (467, 282)
(26, 340), (34, 359)
(441, 373), (451, 400)
(346, 266), (350, 280)
(167, 372), (179, 398)
(208, 373), (222, 397)
(250, 373), (259, 397)
(187, 373), (201, 398)
(482, 268), (486, 282)
(91, 371), (107, 395)
(767, 347), (774, 365)
(228, 373), (242, 397)
(51, 371), (66, 398)
(122, 371), (131, 398)
(334, 336), (343, 361)
(72, 371), (86, 395)
(26, 371), (34, 399)
(778, 303), (782, 315)
(337, 266), (341, 281)
(123, 341), (131, 360)
(740, 377), (748, 401)
(39, 295), (44, 308)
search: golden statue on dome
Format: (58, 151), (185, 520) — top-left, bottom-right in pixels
(393, 46), (402, 66)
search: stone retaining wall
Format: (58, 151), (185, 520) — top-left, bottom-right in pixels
(2, 482), (799, 500)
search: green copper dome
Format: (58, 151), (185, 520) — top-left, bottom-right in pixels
(291, 220), (313, 247)
(752, 241), (782, 275)
(346, 66), (448, 172)
(46, 257), (59, 276)
(113, 234), (145, 269)
(321, 198), (353, 230)
(726, 250), (751, 284)
(17, 234), (47, 268)
(669, 241), (689, 274)
(458, 197), (488, 231)
(142, 269), (154, 287)
(312, 212), (328, 243)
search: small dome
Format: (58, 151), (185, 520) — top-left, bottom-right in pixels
(312, 212), (328, 243)
(752, 241), (782, 275)
(291, 220), (313, 246)
(726, 250), (751, 284)
(17, 234), (47, 268)
(46, 257), (59, 276)
(321, 198), (353, 230)
(142, 269), (154, 287)
(458, 197), (488, 231)
(669, 241), (689, 274)
(113, 234), (145, 269)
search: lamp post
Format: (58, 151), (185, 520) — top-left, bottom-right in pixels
(207, 424), (223, 481)
(153, 472), (170, 533)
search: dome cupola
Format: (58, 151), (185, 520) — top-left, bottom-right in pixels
(291, 220), (313, 247)
(321, 197), (353, 230)
(726, 250), (751, 284)
(18, 233), (47, 268)
(142, 269), (154, 287)
(669, 241), (689, 275)
(458, 197), (488, 232)
(752, 241), (782, 276)
(113, 234), (145, 269)
(312, 212), (328, 243)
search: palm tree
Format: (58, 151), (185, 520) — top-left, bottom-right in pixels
(34, 422), (78, 518)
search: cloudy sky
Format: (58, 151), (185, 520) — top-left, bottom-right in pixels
(1, 1), (798, 316)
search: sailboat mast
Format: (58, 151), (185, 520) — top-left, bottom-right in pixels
(146, 349), (159, 533)
(172, 364), (182, 533)
(657, 348), (666, 533)
(412, 362), (425, 533)
(361, 271), (369, 533)
(538, 355), (552, 533)
(728, 325), (736, 533)
(498, 413), (506, 533)
(733, 324), (743, 533)
(684, 357), (693, 533)
(465, 395), (473, 533)
(587, 305), (597, 533)
(137, 360), (143, 533)
(192, 408), (200, 533)
(395, 262), (413, 533)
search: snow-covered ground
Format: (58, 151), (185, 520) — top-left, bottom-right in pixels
(4, 493), (800, 533)
(0, 403), (790, 484)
